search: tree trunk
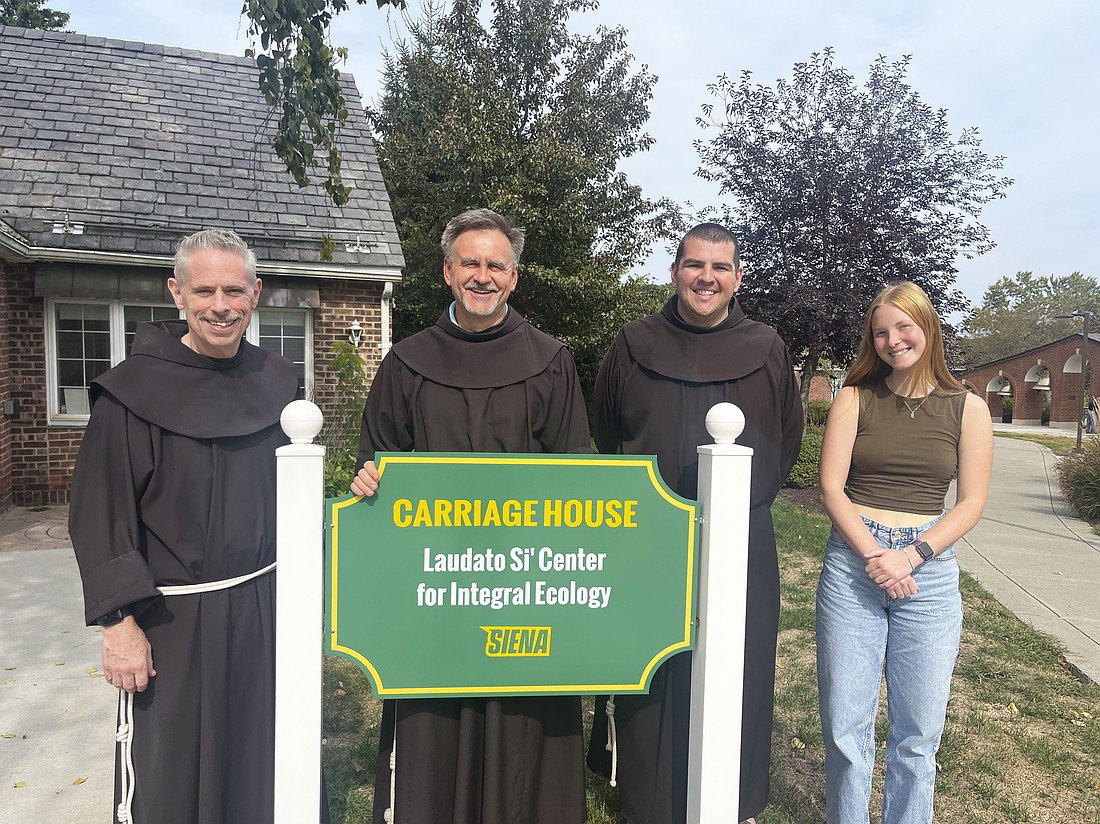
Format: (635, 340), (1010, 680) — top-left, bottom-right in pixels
(799, 348), (820, 419)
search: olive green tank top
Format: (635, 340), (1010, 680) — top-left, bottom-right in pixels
(845, 380), (967, 515)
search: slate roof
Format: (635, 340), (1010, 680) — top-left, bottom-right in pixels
(0, 25), (404, 274)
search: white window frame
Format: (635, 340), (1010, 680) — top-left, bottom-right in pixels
(45, 301), (314, 425)
(247, 307), (314, 401)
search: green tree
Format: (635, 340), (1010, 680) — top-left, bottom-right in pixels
(960, 271), (1100, 366)
(0, 0), (69, 29)
(241, 0), (406, 205)
(695, 49), (1012, 401)
(369, 0), (668, 399)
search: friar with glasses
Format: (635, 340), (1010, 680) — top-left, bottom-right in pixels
(351, 208), (591, 824)
(69, 228), (299, 824)
(586, 223), (804, 824)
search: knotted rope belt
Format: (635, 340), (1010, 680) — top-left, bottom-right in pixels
(114, 561), (276, 824)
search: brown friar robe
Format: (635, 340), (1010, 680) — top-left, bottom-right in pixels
(586, 296), (803, 823)
(357, 307), (591, 824)
(69, 320), (298, 824)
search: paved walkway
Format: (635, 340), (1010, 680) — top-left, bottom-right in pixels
(956, 427), (1100, 684)
(0, 508), (112, 819)
(2, 426), (1098, 818)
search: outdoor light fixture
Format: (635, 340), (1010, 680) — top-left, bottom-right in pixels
(348, 320), (364, 348)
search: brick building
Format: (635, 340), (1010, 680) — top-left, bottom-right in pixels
(0, 26), (404, 513)
(957, 334), (1096, 428)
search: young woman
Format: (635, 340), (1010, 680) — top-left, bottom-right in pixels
(816, 281), (993, 823)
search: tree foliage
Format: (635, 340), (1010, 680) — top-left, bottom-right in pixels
(0, 0), (69, 29)
(960, 271), (1100, 366)
(241, 0), (407, 204)
(370, 0), (668, 398)
(694, 48), (1012, 394)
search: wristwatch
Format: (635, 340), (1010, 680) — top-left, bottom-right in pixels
(95, 606), (132, 627)
(912, 541), (935, 564)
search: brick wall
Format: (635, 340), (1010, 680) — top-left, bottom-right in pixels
(5, 262), (87, 506)
(4, 272), (388, 507)
(958, 335), (1091, 429)
(0, 259), (15, 514)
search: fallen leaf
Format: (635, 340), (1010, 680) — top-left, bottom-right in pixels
(3, 666), (14, 671)
(790, 737), (806, 750)
(1, 733), (15, 739)
(13, 781), (26, 789)
(353, 760), (365, 773)
(333, 689), (347, 699)
(1008, 702), (1019, 716)
(89, 673), (104, 679)
(775, 660), (786, 670)
(1082, 710), (1094, 720)
(85, 667), (98, 674)
(73, 777), (86, 785)
(879, 740), (887, 750)
(1069, 709), (1080, 718)
(3, 680), (14, 686)
(1071, 719), (1086, 727)
(53, 662), (65, 667)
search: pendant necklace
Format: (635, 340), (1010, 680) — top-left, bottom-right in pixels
(899, 394), (928, 418)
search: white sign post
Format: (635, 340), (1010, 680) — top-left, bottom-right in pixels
(687, 402), (753, 821)
(274, 400), (326, 824)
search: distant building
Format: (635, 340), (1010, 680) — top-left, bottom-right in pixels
(957, 334), (1097, 428)
(0, 25), (404, 512)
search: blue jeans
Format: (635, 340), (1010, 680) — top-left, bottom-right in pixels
(816, 515), (962, 824)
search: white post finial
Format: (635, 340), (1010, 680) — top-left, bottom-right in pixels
(705, 402), (745, 444)
(280, 399), (324, 444)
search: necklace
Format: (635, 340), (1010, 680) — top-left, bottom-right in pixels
(899, 394), (928, 418)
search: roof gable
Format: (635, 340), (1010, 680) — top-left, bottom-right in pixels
(0, 25), (403, 274)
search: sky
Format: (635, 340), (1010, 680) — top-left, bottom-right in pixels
(56, 0), (1100, 312)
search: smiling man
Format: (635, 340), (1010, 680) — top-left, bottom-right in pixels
(351, 208), (591, 824)
(69, 228), (298, 824)
(586, 223), (804, 824)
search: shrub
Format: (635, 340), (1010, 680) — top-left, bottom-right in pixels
(320, 342), (368, 498)
(1057, 438), (1100, 520)
(806, 399), (831, 427)
(786, 425), (824, 489)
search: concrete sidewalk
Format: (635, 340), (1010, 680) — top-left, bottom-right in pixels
(0, 533), (114, 819)
(955, 431), (1100, 684)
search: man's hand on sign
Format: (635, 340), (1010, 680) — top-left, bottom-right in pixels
(351, 460), (381, 498)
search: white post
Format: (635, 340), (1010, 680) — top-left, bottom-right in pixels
(274, 400), (326, 824)
(687, 402), (754, 822)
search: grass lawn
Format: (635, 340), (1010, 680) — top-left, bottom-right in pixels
(322, 498), (1100, 823)
(994, 430), (1079, 457)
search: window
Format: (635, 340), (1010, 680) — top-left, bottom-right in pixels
(46, 301), (312, 425)
(251, 309), (312, 398)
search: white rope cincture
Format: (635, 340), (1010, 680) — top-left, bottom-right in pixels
(155, 561), (276, 596)
(112, 561), (277, 824)
(115, 689), (135, 824)
(603, 695), (618, 788)
(385, 738), (397, 823)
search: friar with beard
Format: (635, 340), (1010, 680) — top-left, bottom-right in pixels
(69, 228), (299, 824)
(351, 209), (591, 824)
(586, 223), (804, 824)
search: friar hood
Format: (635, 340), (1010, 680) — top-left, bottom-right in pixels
(91, 320), (299, 438)
(390, 307), (568, 390)
(621, 296), (781, 383)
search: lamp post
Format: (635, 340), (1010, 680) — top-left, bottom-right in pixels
(1056, 311), (1092, 451)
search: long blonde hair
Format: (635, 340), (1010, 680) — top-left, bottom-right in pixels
(845, 281), (965, 393)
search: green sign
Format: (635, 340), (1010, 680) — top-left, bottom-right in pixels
(325, 452), (696, 698)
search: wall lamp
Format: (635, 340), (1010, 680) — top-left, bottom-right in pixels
(348, 320), (364, 348)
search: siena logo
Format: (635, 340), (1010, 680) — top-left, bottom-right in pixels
(481, 626), (552, 657)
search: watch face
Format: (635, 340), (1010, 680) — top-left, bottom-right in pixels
(916, 541), (934, 560)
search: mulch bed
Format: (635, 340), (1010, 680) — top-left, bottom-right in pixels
(778, 485), (826, 516)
